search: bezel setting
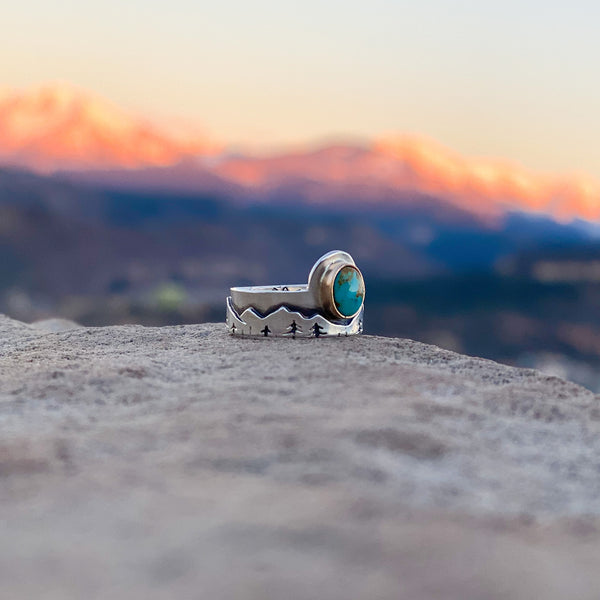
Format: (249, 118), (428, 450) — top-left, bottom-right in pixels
(317, 257), (365, 321)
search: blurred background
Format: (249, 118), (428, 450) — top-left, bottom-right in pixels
(2, 1), (600, 389)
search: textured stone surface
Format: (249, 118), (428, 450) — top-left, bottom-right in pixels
(1, 313), (600, 598)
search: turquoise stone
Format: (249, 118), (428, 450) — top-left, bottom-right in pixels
(333, 266), (365, 317)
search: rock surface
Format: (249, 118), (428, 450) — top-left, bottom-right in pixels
(1, 314), (600, 599)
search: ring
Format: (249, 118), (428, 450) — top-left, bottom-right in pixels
(226, 250), (365, 337)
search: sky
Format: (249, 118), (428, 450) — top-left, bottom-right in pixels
(2, 0), (600, 177)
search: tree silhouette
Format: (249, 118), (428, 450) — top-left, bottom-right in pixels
(311, 322), (325, 337)
(286, 320), (301, 338)
(261, 325), (271, 337)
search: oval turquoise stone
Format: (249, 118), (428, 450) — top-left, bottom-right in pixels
(333, 266), (365, 317)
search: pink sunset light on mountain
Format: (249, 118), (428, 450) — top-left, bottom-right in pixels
(215, 136), (600, 222)
(0, 83), (218, 172)
(0, 83), (599, 223)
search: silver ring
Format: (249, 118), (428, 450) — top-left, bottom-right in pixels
(226, 250), (365, 337)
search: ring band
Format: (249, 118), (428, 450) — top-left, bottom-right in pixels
(226, 250), (365, 337)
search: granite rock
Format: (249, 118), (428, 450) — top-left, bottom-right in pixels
(1, 314), (600, 599)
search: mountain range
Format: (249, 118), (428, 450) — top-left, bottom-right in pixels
(1, 82), (599, 224)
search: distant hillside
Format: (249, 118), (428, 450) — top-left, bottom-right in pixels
(0, 165), (596, 303)
(0, 167), (441, 302)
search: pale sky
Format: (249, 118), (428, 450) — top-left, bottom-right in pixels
(2, 0), (600, 176)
